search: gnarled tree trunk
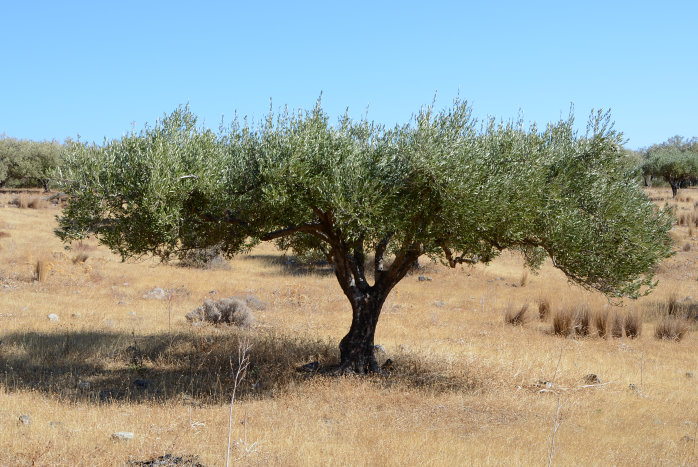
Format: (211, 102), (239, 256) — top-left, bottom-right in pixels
(338, 290), (388, 373)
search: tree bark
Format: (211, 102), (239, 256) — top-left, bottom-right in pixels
(338, 290), (387, 373)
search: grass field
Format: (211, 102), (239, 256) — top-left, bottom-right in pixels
(0, 187), (696, 466)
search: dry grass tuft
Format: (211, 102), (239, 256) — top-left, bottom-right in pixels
(552, 308), (573, 336)
(10, 195), (29, 209)
(624, 310), (642, 339)
(70, 241), (93, 264)
(34, 259), (49, 282)
(519, 270), (529, 287)
(573, 305), (591, 336)
(538, 298), (551, 321)
(667, 294), (679, 315)
(27, 197), (48, 209)
(654, 316), (689, 341)
(504, 304), (530, 326)
(594, 308), (609, 338)
(609, 311), (625, 338)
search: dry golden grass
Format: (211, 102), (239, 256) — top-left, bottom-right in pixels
(0, 188), (696, 466)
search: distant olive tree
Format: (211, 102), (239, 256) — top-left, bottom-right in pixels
(56, 100), (674, 374)
(0, 137), (64, 190)
(642, 136), (698, 197)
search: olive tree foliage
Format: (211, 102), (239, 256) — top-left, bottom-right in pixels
(0, 137), (64, 190)
(56, 100), (673, 373)
(642, 136), (698, 197)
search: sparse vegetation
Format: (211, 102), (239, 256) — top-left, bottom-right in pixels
(0, 169), (695, 466)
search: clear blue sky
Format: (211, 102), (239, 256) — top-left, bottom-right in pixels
(1, 1), (696, 149)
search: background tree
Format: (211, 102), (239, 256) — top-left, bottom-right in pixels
(642, 136), (698, 197)
(56, 100), (674, 374)
(0, 137), (64, 190)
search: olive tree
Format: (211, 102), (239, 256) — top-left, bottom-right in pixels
(642, 141), (698, 198)
(56, 100), (673, 373)
(0, 137), (64, 190)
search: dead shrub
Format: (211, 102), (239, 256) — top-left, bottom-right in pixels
(186, 297), (254, 327)
(178, 244), (231, 270)
(654, 316), (689, 341)
(552, 308), (573, 336)
(538, 298), (551, 321)
(504, 304), (530, 326)
(573, 305), (591, 336)
(624, 311), (642, 339)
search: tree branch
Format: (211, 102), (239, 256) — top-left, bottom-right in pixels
(440, 243), (479, 268)
(374, 233), (393, 278)
(260, 223), (327, 241)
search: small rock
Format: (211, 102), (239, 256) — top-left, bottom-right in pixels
(143, 287), (167, 300)
(686, 372), (695, 378)
(583, 374), (601, 384)
(374, 344), (386, 354)
(434, 301), (446, 307)
(209, 290), (217, 295)
(47, 313), (59, 322)
(18, 414), (31, 425)
(118, 301), (127, 306)
(418, 275), (432, 282)
(71, 312), (81, 318)
(77, 381), (91, 390)
(111, 431), (134, 441)
(680, 435), (695, 443)
(128, 311), (136, 316)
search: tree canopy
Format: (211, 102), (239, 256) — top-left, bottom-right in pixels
(56, 99), (674, 373)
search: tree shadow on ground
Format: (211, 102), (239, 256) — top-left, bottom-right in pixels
(0, 328), (483, 405)
(240, 254), (335, 277)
